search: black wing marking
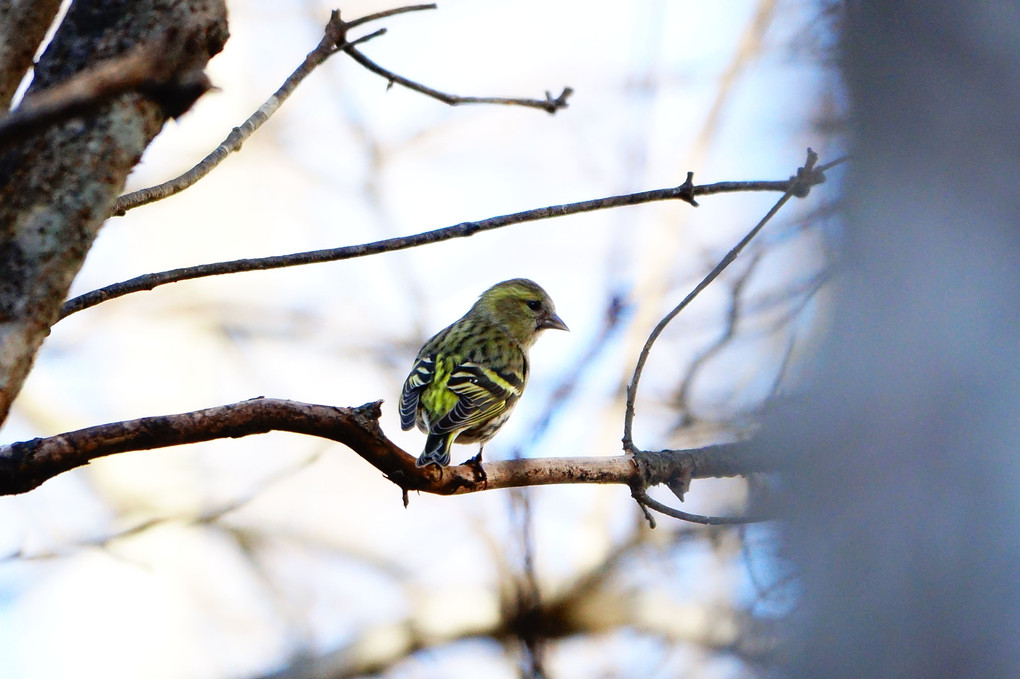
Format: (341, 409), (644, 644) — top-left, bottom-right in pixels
(399, 356), (434, 430)
(430, 362), (522, 435)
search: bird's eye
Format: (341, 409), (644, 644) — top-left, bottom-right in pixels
(526, 300), (542, 311)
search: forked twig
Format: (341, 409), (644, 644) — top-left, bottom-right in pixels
(112, 4), (571, 216)
(621, 150), (845, 525)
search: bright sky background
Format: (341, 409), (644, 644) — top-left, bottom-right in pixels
(0, 1), (842, 677)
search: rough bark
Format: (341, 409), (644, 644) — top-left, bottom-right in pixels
(0, 0), (229, 423)
(0, 397), (773, 496)
(0, 0), (63, 108)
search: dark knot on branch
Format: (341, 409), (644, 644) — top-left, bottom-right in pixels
(789, 147), (823, 198)
(633, 448), (694, 501)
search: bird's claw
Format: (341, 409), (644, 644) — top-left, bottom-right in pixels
(464, 452), (487, 486)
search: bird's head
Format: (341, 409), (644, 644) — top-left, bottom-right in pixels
(473, 278), (568, 347)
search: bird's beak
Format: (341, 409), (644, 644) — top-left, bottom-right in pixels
(540, 313), (569, 332)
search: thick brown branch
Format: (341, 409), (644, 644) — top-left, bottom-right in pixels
(0, 398), (774, 498)
(60, 170), (833, 321)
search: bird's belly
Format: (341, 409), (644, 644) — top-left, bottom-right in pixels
(455, 408), (514, 444)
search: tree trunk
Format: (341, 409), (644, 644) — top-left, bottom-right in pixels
(773, 2), (1020, 677)
(0, 0), (228, 423)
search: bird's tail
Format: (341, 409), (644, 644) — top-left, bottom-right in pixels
(417, 433), (453, 468)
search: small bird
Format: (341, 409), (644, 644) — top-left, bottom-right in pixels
(400, 278), (568, 468)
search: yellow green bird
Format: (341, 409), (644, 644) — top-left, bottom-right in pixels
(400, 278), (568, 468)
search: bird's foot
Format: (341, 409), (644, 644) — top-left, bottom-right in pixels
(464, 451), (487, 487)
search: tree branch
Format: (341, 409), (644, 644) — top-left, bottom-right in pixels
(341, 42), (573, 113)
(0, 398), (775, 500)
(112, 3), (572, 216)
(0, 1), (229, 428)
(0, 29), (214, 152)
(60, 168), (833, 321)
(0, 0), (63, 108)
(623, 149), (830, 453)
(631, 487), (764, 526)
(256, 530), (778, 679)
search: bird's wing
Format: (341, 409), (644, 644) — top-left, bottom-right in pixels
(399, 355), (434, 430)
(430, 361), (524, 435)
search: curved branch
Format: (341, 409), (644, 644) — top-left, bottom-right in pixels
(631, 487), (765, 526)
(0, 398), (775, 501)
(60, 172), (827, 321)
(622, 149), (828, 452)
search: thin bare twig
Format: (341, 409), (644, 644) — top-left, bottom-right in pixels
(342, 42), (573, 113)
(343, 4), (437, 30)
(60, 171), (828, 320)
(112, 3), (571, 216)
(111, 6), (433, 215)
(631, 487), (764, 526)
(622, 149), (827, 453)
